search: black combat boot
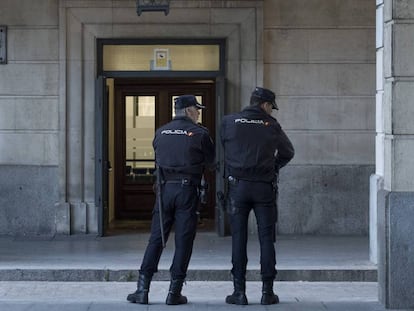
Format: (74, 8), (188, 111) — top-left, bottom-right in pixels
(260, 280), (279, 305)
(126, 274), (151, 304)
(225, 278), (248, 305)
(165, 279), (188, 305)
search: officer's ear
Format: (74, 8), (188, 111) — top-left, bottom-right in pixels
(185, 106), (195, 115)
(259, 102), (268, 109)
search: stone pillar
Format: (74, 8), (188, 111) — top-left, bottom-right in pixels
(376, 0), (414, 308)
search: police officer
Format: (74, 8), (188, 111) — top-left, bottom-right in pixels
(221, 87), (294, 305)
(127, 95), (215, 305)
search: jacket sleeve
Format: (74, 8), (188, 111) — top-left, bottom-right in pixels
(202, 132), (216, 171)
(275, 127), (295, 170)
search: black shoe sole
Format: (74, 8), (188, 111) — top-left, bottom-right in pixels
(225, 295), (248, 305)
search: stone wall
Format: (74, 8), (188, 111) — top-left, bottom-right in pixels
(0, 166), (58, 235)
(0, 0), (59, 235)
(377, 0), (414, 308)
(0, 0), (377, 236)
(264, 0), (376, 234)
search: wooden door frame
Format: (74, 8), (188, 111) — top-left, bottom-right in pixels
(113, 78), (216, 220)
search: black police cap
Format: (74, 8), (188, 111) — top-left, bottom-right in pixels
(251, 87), (278, 110)
(174, 95), (206, 110)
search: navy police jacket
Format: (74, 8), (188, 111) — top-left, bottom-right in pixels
(221, 105), (294, 182)
(153, 116), (215, 179)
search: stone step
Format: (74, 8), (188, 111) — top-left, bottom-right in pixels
(0, 268), (377, 282)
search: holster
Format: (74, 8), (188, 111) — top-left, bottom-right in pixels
(226, 176), (238, 215)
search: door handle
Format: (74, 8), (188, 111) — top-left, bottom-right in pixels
(106, 160), (112, 172)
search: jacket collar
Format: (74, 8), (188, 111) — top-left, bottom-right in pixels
(242, 105), (276, 121)
(173, 116), (194, 123)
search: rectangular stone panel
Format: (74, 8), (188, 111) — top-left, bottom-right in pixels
(63, 0), (112, 8)
(0, 64), (58, 96)
(66, 127), (84, 201)
(308, 29), (374, 62)
(383, 23), (392, 78)
(376, 5), (384, 48)
(386, 192), (414, 308)
(0, 133), (58, 165)
(86, 202), (98, 234)
(8, 29), (58, 61)
(337, 64), (376, 96)
(211, 8), (253, 24)
(375, 134), (385, 176)
(337, 0), (376, 26)
(266, 64), (375, 96)
(0, 97), (56, 140)
(265, 28), (375, 63)
(276, 96), (375, 131)
(376, 91), (384, 132)
(69, 8), (112, 24)
(393, 24), (414, 76)
(71, 202), (87, 234)
(394, 0), (414, 19)
(383, 134), (393, 191)
(66, 60), (83, 130)
(83, 61), (95, 203)
(0, 99), (15, 130)
(384, 0), (392, 22)
(0, 0), (58, 26)
(383, 81), (393, 134)
(392, 81), (414, 134)
(393, 138), (414, 191)
(377, 48), (384, 91)
(113, 7), (210, 24)
(264, 29), (308, 63)
(264, 0), (374, 27)
(377, 188), (388, 305)
(0, 165), (59, 236)
(112, 24), (211, 38)
(15, 98), (58, 130)
(264, 0), (337, 27)
(287, 131), (375, 165)
(278, 164), (373, 235)
(241, 61), (257, 101)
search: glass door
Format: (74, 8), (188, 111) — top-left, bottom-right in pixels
(114, 79), (215, 223)
(125, 95), (156, 185)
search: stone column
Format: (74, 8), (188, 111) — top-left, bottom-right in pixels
(376, 0), (414, 308)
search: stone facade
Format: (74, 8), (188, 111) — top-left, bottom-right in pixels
(376, 0), (414, 308)
(0, 0), (375, 237)
(0, 0), (59, 236)
(264, 0), (375, 234)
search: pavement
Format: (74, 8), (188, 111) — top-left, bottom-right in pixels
(0, 281), (404, 311)
(0, 232), (375, 282)
(0, 232), (409, 310)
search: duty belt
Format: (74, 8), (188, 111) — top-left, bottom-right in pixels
(164, 177), (200, 186)
(228, 175), (272, 185)
(227, 176), (238, 185)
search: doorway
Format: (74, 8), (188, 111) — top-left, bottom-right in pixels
(110, 78), (216, 231)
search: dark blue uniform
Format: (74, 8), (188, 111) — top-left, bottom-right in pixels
(140, 116), (215, 280)
(221, 105), (294, 282)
